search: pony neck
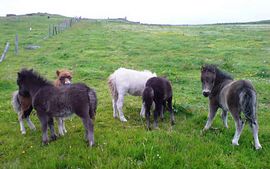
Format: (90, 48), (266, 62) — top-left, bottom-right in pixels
(211, 68), (233, 97)
(27, 80), (53, 97)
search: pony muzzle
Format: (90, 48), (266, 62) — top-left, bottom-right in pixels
(202, 89), (210, 97)
(64, 79), (71, 85)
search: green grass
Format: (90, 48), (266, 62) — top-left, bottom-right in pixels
(0, 15), (270, 169)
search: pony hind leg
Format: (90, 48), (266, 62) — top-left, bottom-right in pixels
(25, 106), (36, 130)
(116, 94), (127, 122)
(231, 112), (244, 146)
(153, 103), (162, 129)
(26, 116), (36, 130)
(144, 101), (152, 130)
(160, 101), (166, 121)
(18, 111), (26, 134)
(140, 102), (145, 117)
(62, 119), (67, 133)
(81, 117), (94, 147)
(57, 118), (64, 136)
(221, 110), (228, 128)
(112, 98), (118, 118)
(248, 120), (262, 150)
(167, 97), (175, 125)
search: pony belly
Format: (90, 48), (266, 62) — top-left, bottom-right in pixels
(54, 109), (73, 118)
(219, 81), (235, 111)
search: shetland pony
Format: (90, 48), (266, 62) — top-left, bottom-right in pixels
(17, 69), (97, 146)
(108, 68), (156, 122)
(12, 69), (73, 135)
(143, 77), (175, 129)
(54, 69), (72, 136)
(201, 65), (262, 150)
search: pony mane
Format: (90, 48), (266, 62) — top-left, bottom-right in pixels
(203, 65), (233, 80)
(19, 69), (52, 86)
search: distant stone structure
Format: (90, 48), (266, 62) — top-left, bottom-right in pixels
(6, 14), (16, 17)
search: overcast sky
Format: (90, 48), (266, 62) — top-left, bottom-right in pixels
(1, 0), (270, 24)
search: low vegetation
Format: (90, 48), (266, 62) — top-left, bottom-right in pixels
(0, 15), (269, 168)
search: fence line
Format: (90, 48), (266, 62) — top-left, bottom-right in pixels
(0, 17), (81, 63)
(15, 34), (18, 55)
(0, 42), (10, 63)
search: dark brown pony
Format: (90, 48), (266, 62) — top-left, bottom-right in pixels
(17, 69), (97, 146)
(12, 69), (73, 135)
(201, 65), (262, 150)
(143, 77), (175, 129)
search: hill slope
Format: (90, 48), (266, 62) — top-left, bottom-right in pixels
(0, 16), (270, 168)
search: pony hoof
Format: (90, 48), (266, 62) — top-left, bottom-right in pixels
(255, 144), (262, 150)
(154, 127), (160, 130)
(89, 141), (95, 147)
(120, 117), (127, 122)
(21, 131), (26, 135)
(50, 135), (57, 141)
(42, 141), (49, 146)
(171, 121), (175, 125)
(232, 140), (239, 146)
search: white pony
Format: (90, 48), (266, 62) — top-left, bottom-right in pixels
(108, 68), (157, 122)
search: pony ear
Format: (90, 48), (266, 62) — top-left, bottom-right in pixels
(29, 68), (33, 72)
(56, 70), (60, 76)
(201, 65), (205, 71)
(17, 72), (21, 77)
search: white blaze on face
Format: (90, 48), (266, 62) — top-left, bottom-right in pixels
(202, 89), (210, 94)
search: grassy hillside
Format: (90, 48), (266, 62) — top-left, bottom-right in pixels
(0, 15), (269, 169)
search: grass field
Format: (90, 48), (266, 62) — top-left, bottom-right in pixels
(0, 15), (270, 169)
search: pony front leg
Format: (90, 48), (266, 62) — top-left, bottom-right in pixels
(39, 116), (49, 145)
(48, 117), (57, 141)
(221, 110), (228, 128)
(116, 94), (127, 122)
(203, 101), (218, 131)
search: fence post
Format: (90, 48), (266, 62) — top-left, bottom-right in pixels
(15, 34), (18, 55)
(0, 42), (10, 63)
(52, 24), (55, 36)
(49, 25), (51, 37)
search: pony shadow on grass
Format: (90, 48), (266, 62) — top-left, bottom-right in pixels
(172, 102), (194, 119)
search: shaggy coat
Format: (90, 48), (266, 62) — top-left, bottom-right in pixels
(108, 68), (156, 122)
(201, 65), (262, 150)
(143, 77), (175, 129)
(17, 69), (96, 146)
(11, 69), (73, 135)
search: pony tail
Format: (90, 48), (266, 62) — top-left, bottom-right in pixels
(88, 89), (97, 120)
(143, 86), (154, 111)
(108, 74), (118, 100)
(240, 88), (257, 125)
(11, 91), (21, 114)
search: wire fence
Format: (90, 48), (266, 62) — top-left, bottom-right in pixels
(0, 17), (81, 63)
